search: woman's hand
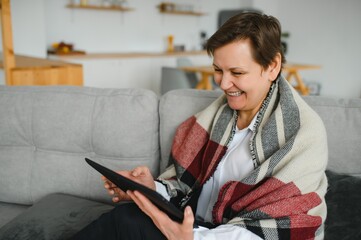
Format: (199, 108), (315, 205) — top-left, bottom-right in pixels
(128, 190), (194, 240)
(102, 166), (155, 203)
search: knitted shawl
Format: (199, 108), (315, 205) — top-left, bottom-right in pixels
(158, 76), (328, 240)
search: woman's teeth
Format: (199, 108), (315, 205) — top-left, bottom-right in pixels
(227, 91), (243, 97)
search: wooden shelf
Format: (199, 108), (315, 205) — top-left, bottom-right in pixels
(66, 4), (133, 12)
(48, 50), (208, 60)
(0, 54), (82, 69)
(157, 3), (205, 16)
(159, 9), (205, 16)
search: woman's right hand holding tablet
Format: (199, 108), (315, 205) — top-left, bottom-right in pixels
(102, 166), (156, 203)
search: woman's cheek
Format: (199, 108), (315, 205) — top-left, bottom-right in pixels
(214, 74), (222, 86)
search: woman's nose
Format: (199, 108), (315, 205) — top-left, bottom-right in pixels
(219, 74), (233, 90)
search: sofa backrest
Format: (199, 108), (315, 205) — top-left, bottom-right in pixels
(1, 86), (360, 206)
(303, 96), (361, 177)
(159, 89), (361, 177)
(0, 86), (160, 205)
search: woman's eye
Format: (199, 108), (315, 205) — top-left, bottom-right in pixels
(232, 72), (243, 75)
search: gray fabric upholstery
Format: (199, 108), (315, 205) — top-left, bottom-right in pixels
(303, 96), (361, 177)
(324, 170), (361, 240)
(0, 193), (113, 240)
(0, 86), (159, 207)
(0, 202), (29, 228)
(160, 67), (195, 95)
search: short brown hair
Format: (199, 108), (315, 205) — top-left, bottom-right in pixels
(206, 12), (285, 72)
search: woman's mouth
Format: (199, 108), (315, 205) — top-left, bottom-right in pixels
(227, 91), (244, 97)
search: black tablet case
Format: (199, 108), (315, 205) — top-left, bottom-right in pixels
(85, 158), (184, 223)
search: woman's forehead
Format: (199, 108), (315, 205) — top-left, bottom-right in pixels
(213, 40), (255, 65)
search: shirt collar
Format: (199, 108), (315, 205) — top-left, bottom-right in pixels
(249, 112), (259, 133)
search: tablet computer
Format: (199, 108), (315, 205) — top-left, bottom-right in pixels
(85, 158), (184, 223)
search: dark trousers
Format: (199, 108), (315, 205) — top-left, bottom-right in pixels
(69, 203), (166, 240)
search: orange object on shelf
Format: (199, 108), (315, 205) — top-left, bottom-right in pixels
(167, 35), (174, 52)
(48, 41), (86, 56)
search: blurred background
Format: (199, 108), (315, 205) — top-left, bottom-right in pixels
(1, 0), (360, 98)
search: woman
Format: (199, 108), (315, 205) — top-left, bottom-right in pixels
(71, 12), (328, 240)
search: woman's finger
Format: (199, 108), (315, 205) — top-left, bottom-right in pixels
(131, 166), (149, 177)
(183, 206), (194, 229)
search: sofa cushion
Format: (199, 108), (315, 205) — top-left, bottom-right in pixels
(324, 170), (361, 240)
(0, 86), (160, 205)
(304, 96), (361, 177)
(0, 193), (114, 240)
(0, 202), (29, 228)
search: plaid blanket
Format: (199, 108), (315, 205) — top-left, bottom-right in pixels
(158, 76), (328, 240)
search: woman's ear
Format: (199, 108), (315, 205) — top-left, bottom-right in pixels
(268, 53), (282, 82)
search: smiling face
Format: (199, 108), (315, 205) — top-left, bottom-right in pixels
(213, 38), (280, 121)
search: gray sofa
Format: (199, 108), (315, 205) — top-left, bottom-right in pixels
(0, 86), (360, 240)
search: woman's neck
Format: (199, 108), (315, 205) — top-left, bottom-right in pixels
(237, 111), (257, 130)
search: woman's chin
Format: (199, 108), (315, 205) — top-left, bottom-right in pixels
(227, 101), (245, 111)
(226, 95), (245, 107)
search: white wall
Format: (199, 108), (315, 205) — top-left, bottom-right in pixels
(253, 0), (361, 98)
(2, 0), (360, 98)
(44, 0), (248, 53)
(43, 0), (250, 95)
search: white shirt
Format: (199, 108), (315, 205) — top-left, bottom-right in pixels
(156, 114), (262, 240)
(196, 121), (255, 222)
